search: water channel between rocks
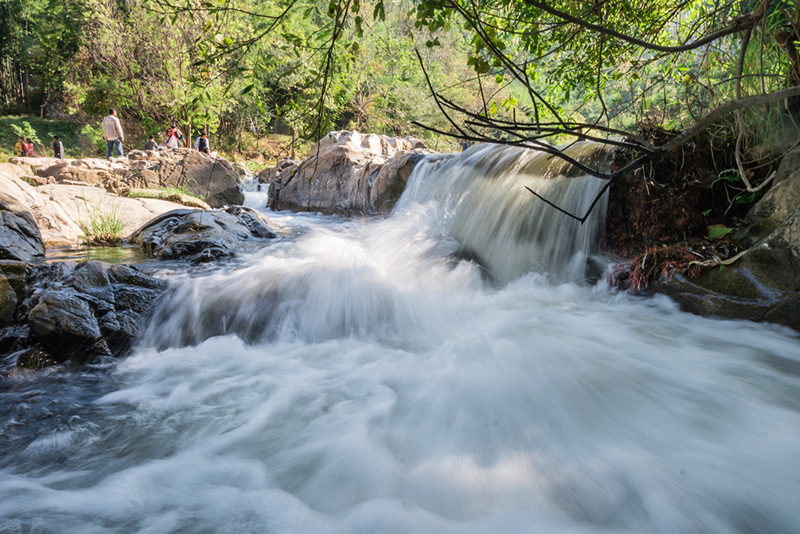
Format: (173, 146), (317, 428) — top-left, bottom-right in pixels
(1, 144), (799, 533)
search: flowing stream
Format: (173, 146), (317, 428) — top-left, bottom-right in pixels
(1, 144), (799, 533)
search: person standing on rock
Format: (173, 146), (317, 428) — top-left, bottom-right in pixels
(52, 136), (64, 159)
(25, 138), (35, 157)
(102, 108), (125, 159)
(196, 131), (210, 155)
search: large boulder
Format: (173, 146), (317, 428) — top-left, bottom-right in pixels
(654, 147), (800, 331)
(0, 193), (45, 262)
(123, 149), (244, 207)
(1, 260), (166, 368)
(0, 163), (194, 247)
(130, 206), (278, 264)
(7, 150), (245, 209)
(263, 131), (430, 214)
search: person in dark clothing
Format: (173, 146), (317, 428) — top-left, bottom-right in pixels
(51, 136), (64, 159)
(145, 136), (158, 151)
(196, 131), (210, 155)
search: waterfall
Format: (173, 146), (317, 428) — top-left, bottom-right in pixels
(396, 142), (613, 283)
(140, 143), (614, 349)
(240, 176), (270, 209)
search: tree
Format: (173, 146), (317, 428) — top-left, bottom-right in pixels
(407, 0), (800, 219)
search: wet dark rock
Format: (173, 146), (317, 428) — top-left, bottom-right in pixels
(14, 347), (59, 370)
(734, 147), (800, 248)
(0, 260), (166, 368)
(27, 289), (106, 361)
(130, 207), (277, 264)
(0, 261), (30, 326)
(0, 194), (45, 263)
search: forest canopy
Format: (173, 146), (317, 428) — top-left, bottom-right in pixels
(1, 0), (798, 165)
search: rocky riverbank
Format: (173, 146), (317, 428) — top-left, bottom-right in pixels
(650, 146), (800, 331)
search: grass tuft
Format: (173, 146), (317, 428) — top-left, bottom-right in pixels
(78, 196), (125, 246)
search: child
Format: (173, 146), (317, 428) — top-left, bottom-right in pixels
(14, 137), (27, 157)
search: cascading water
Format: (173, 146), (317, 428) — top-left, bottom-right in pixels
(1, 144), (799, 534)
(396, 142), (613, 283)
(240, 176), (271, 210)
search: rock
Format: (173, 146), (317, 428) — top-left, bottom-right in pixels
(27, 288), (109, 361)
(179, 151), (244, 207)
(0, 163), (199, 248)
(0, 193), (45, 262)
(0, 261), (29, 326)
(6, 150), (245, 213)
(734, 147), (800, 247)
(655, 148), (800, 331)
(0, 275), (17, 326)
(14, 347), (59, 370)
(4, 260), (167, 366)
(258, 158), (298, 184)
(370, 152), (428, 213)
(264, 131), (430, 214)
(130, 206), (277, 263)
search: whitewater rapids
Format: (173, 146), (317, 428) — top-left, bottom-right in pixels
(0, 144), (798, 533)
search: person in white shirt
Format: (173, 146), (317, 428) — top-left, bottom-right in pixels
(102, 109), (125, 159)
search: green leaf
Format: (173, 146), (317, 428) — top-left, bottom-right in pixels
(240, 84), (255, 96)
(707, 226), (732, 240)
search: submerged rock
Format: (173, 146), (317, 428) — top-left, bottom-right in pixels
(129, 206), (277, 263)
(262, 131), (430, 214)
(0, 260), (166, 368)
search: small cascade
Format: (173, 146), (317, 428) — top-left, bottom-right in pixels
(140, 143), (615, 350)
(239, 175), (270, 209)
(396, 142), (614, 283)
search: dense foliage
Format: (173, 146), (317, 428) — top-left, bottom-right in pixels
(1, 0), (798, 163)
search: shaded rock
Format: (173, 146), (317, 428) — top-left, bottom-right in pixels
(0, 261), (28, 326)
(130, 206), (277, 263)
(370, 152), (428, 213)
(734, 146), (800, 247)
(0, 325), (29, 357)
(179, 151), (244, 207)
(27, 288), (108, 361)
(655, 156), (800, 331)
(0, 193), (45, 262)
(14, 346), (59, 370)
(264, 131), (430, 214)
(0, 275), (16, 325)
(0, 260), (167, 366)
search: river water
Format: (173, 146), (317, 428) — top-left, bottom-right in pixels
(1, 145), (799, 533)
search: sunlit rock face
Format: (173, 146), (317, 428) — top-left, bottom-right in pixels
(262, 130), (431, 215)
